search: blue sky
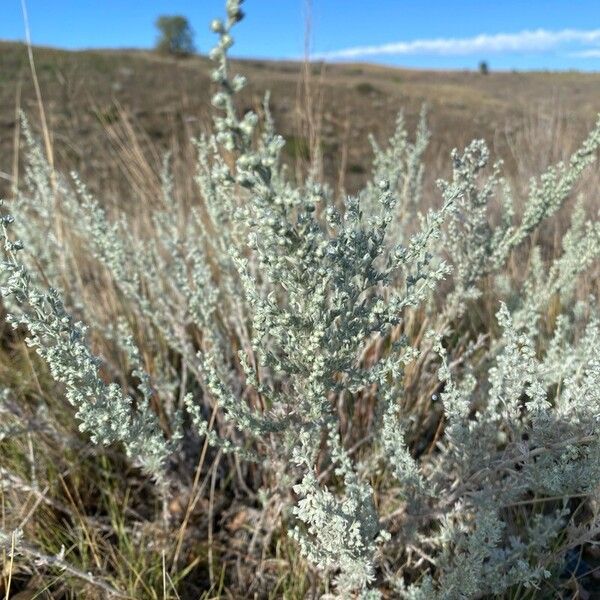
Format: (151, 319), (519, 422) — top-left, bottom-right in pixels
(3, 1), (600, 71)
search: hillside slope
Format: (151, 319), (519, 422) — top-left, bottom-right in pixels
(1, 41), (599, 196)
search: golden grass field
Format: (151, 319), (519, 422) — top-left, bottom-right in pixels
(1, 41), (599, 199)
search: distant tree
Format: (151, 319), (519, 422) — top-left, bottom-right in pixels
(479, 60), (489, 75)
(155, 16), (195, 56)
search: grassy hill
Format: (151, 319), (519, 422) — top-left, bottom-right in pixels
(1, 41), (599, 198)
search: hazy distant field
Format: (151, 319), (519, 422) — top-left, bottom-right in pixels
(1, 41), (599, 198)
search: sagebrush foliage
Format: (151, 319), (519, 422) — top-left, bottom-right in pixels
(2, 0), (600, 597)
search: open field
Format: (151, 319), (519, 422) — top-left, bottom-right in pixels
(1, 41), (599, 197)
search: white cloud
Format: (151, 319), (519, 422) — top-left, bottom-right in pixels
(569, 48), (600, 58)
(316, 28), (600, 60)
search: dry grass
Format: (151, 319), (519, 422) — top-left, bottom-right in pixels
(1, 41), (599, 198)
